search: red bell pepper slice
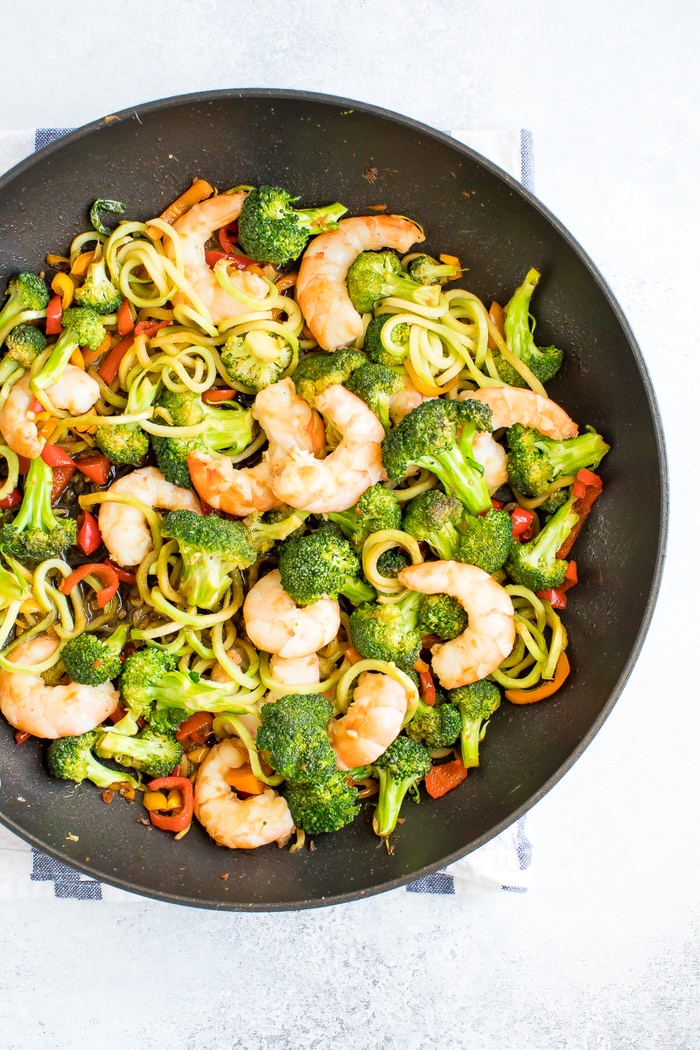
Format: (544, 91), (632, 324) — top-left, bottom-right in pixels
(418, 668), (436, 707)
(59, 561), (120, 608)
(0, 488), (22, 509)
(50, 464), (77, 504)
(146, 776), (194, 833)
(116, 299), (135, 335)
(557, 471), (604, 559)
(41, 444), (74, 468)
(14, 730), (32, 745)
(133, 319), (170, 337)
(45, 294), (63, 335)
(201, 387), (238, 404)
(175, 712), (214, 744)
(510, 506), (535, 539)
(217, 222), (238, 254)
(74, 451), (111, 486)
(77, 511), (102, 555)
(107, 561), (137, 585)
(97, 336), (135, 385)
(204, 250), (253, 270)
(536, 587), (568, 610)
(425, 757), (468, 799)
(491, 497), (505, 511)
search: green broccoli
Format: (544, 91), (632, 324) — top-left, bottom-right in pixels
(362, 315), (411, 367)
(372, 735), (432, 838)
(345, 361), (403, 433)
(256, 693), (337, 784)
(327, 483), (402, 550)
(416, 592), (468, 640)
(376, 546), (412, 579)
(278, 523), (375, 606)
(94, 372), (159, 466)
(383, 398), (494, 516)
(73, 246), (122, 314)
(495, 268), (563, 387)
(0, 457), (76, 563)
(455, 508), (513, 574)
(449, 679), (502, 768)
(47, 731), (139, 791)
(237, 185), (348, 264)
(242, 506), (309, 554)
(407, 253), (462, 286)
(506, 422), (610, 499)
(505, 495), (580, 591)
(0, 272), (50, 345)
(95, 726), (182, 780)
(160, 509), (257, 610)
(31, 307), (106, 393)
(283, 770), (362, 834)
(346, 250), (440, 315)
(61, 624), (130, 686)
(402, 489), (464, 560)
(291, 348), (366, 405)
(220, 327), (295, 392)
(349, 589), (423, 673)
(405, 694), (462, 749)
(0, 323), (48, 384)
(151, 387), (254, 489)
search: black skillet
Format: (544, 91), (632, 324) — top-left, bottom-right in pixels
(0, 89), (667, 909)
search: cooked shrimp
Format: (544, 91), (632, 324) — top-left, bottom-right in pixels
(398, 560), (515, 690)
(472, 431), (508, 493)
(194, 738), (294, 849)
(243, 569), (340, 659)
(0, 634), (119, 739)
(165, 192), (269, 325)
(329, 671), (408, 770)
(389, 375), (431, 426)
(267, 653), (321, 700)
(460, 385), (578, 440)
(0, 366), (100, 459)
(98, 465), (202, 566)
(187, 378), (326, 516)
(270, 384), (384, 513)
(297, 215), (425, 351)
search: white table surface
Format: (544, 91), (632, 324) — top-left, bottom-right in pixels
(1, 2), (697, 1047)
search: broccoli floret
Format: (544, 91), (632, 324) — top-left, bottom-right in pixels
(220, 327), (295, 392)
(95, 372), (159, 466)
(61, 624), (130, 686)
(455, 508), (513, 574)
(95, 726), (182, 780)
(506, 422), (610, 499)
(119, 646), (248, 728)
(402, 489), (464, 560)
(505, 495), (580, 591)
(284, 770), (361, 834)
(0, 323), (48, 384)
(237, 185), (348, 264)
(449, 679), (502, 769)
(256, 693), (337, 784)
(372, 735), (432, 838)
(383, 398), (494, 516)
(416, 592), (468, 641)
(0, 457), (76, 563)
(31, 307), (106, 393)
(346, 250), (440, 315)
(349, 589), (423, 673)
(407, 253), (462, 286)
(278, 523), (375, 606)
(376, 546), (412, 579)
(73, 246), (122, 314)
(151, 387), (254, 489)
(291, 348), (366, 405)
(242, 506), (309, 554)
(161, 509), (257, 609)
(345, 361), (403, 433)
(47, 731), (139, 791)
(362, 315), (411, 367)
(0, 272), (50, 344)
(495, 268), (563, 387)
(327, 483), (402, 550)
(405, 696), (462, 749)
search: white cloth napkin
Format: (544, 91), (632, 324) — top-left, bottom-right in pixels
(0, 125), (534, 902)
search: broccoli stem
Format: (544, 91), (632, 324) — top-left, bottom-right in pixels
(295, 202), (348, 232)
(10, 457), (55, 534)
(30, 330), (78, 392)
(373, 775), (411, 838)
(421, 445), (492, 516)
(460, 718), (484, 768)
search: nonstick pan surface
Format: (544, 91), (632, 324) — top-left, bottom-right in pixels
(0, 90), (667, 909)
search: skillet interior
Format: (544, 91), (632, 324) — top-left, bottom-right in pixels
(0, 90), (667, 909)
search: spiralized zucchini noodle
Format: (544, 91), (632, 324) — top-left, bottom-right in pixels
(0, 179), (608, 854)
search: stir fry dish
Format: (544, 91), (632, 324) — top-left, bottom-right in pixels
(0, 179), (610, 852)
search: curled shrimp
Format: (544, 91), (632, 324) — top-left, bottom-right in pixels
(194, 738), (294, 849)
(0, 634), (120, 739)
(398, 560), (515, 690)
(296, 215), (425, 351)
(165, 192), (269, 325)
(0, 367), (100, 459)
(187, 377), (326, 516)
(243, 569), (340, 659)
(460, 385), (578, 440)
(270, 384), (384, 513)
(266, 653), (321, 702)
(98, 465), (202, 566)
(328, 671), (408, 770)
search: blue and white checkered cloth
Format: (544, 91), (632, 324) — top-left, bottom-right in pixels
(0, 125), (534, 902)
